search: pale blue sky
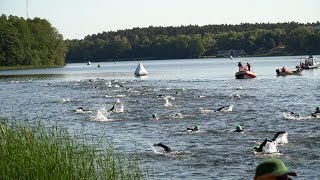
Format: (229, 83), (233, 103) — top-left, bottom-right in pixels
(1, 0), (319, 39)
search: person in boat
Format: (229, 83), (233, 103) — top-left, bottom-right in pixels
(281, 66), (286, 73)
(153, 143), (172, 153)
(238, 62), (243, 71)
(247, 62), (251, 71)
(187, 125), (200, 132)
(233, 125), (243, 132)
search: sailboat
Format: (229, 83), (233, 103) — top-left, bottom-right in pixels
(87, 61), (91, 65)
(134, 63), (148, 76)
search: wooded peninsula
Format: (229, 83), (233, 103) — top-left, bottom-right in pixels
(0, 15), (66, 69)
(1, 14), (320, 68)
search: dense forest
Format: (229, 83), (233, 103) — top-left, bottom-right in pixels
(0, 15), (66, 67)
(1, 14), (319, 66)
(66, 22), (320, 62)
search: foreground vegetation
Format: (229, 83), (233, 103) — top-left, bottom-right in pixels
(66, 22), (320, 62)
(0, 15), (67, 67)
(0, 118), (145, 179)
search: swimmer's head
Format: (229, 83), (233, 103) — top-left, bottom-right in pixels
(236, 125), (242, 131)
(194, 125), (200, 130)
(253, 145), (260, 150)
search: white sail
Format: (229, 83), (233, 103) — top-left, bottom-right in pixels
(134, 63), (148, 76)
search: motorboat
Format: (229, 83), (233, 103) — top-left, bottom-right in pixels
(134, 63), (148, 76)
(276, 67), (302, 76)
(235, 70), (257, 79)
(235, 61), (256, 79)
(299, 55), (320, 69)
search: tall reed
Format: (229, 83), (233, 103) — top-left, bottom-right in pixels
(0, 118), (145, 179)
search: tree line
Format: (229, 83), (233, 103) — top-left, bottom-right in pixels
(1, 14), (319, 66)
(0, 15), (66, 67)
(66, 22), (320, 62)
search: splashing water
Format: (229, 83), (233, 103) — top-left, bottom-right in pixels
(90, 110), (111, 122)
(146, 141), (192, 157)
(273, 132), (288, 144)
(163, 97), (173, 107)
(146, 141), (160, 154)
(282, 112), (315, 120)
(263, 141), (279, 154)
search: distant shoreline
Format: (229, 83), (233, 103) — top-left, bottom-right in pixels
(0, 64), (65, 71)
(1, 53), (319, 71)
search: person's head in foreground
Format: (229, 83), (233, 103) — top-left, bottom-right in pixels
(254, 158), (297, 180)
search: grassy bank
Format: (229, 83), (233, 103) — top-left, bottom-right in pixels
(0, 118), (145, 179)
(0, 64), (65, 71)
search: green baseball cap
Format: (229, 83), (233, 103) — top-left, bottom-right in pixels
(255, 158), (297, 178)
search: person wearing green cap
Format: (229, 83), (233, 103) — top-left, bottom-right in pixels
(254, 158), (297, 180)
(234, 125), (243, 132)
(187, 125), (200, 132)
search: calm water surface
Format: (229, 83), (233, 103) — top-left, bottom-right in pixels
(1, 56), (320, 179)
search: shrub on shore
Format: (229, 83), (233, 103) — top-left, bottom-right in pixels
(0, 118), (144, 179)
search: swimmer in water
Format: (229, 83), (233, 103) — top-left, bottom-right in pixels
(187, 125), (200, 132)
(311, 106), (320, 117)
(253, 139), (273, 152)
(272, 131), (287, 141)
(153, 143), (172, 153)
(233, 125), (243, 132)
(74, 107), (93, 113)
(272, 131), (288, 144)
(290, 112), (300, 118)
(216, 105), (233, 112)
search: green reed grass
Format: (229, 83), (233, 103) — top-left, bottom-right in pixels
(0, 118), (145, 179)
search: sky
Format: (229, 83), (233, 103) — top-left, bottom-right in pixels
(1, 0), (319, 40)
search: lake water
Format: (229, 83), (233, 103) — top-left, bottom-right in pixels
(1, 56), (320, 179)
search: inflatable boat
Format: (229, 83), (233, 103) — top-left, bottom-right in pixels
(235, 70), (257, 79)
